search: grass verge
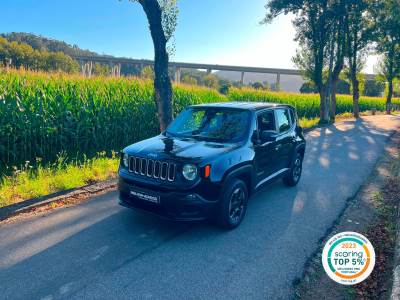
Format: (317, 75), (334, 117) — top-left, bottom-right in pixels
(0, 152), (119, 208)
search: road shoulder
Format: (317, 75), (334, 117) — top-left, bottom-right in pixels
(295, 130), (400, 299)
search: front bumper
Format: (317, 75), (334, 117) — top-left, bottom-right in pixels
(118, 177), (219, 221)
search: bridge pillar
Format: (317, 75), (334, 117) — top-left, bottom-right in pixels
(110, 63), (121, 77)
(109, 62), (114, 77)
(174, 67), (181, 83)
(207, 69), (212, 75)
(240, 72), (245, 86)
(80, 61), (85, 76)
(80, 61), (93, 78)
(87, 61), (93, 78)
(276, 73), (281, 88)
(116, 63), (121, 77)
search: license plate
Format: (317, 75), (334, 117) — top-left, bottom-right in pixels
(130, 189), (160, 204)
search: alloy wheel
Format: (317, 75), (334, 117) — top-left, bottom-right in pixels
(293, 157), (302, 182)
(228, 187), (245, 224)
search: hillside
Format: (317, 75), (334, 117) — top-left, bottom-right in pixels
(1, 32), (98, 57)
(2, 32), (305, 92)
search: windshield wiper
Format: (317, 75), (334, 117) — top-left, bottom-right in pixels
(190, 134), (220, 142)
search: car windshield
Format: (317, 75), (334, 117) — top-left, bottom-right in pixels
(166, 107), (251, 142)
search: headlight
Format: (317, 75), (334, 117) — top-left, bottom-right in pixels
(182, 164), (197, 180)
(122, 153), (129, 168)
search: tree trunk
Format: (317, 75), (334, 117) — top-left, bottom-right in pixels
(139, 0), (173, 132)
(330, 79), (337, 121)
(387, 79), (393, 114)
(319, 87), (330, 124)
(352, 76), (360, 118)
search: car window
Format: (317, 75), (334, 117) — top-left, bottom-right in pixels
(257, 111), (275, 132)
(276, 109), (291, 133)
(177, 109), (206, 132)
(167, 108), (251, 142)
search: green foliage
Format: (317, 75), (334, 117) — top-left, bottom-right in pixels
(92, 63), (111, 76)
(1, 32), (97, 57)
(219, 81), (232, 95)
(227, 87), (400, 119)
(0, 37), (79, 73)
(140, 65), (155, 80)
(364, 80), (385, 97)
(203, 74), (219, 89)
(0, 152), (119, 207)
(0, 69), (226, 172)
(181, 75), (198, 85)
(251, 82), (265, 90)
(336, 80), (351, 95)
(300, 82), (318, 94)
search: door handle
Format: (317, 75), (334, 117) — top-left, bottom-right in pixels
(275, 145), (282, 151)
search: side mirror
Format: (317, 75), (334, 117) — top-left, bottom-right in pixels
(260, 130), (277, 143)
(296, 126), (303, 135)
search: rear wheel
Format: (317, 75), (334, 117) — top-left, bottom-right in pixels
(283, 152), (303, 187)
(216, 179), (248, 230)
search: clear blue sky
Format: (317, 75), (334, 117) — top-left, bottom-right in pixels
(1, 0), (376, 71)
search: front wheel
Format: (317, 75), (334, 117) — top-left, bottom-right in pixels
(216, 179), (248, 230)
(283, 152), (303, 187)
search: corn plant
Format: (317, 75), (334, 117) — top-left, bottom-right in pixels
(0, 69), (226, 173)
(227, 87), (400, 118)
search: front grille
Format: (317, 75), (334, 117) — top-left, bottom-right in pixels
(128, 156), (176, 182)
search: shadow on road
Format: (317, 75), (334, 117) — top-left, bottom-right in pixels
(0, 116), (398, 299)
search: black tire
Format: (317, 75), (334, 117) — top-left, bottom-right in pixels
(216, 179), (248, 230)
(283, 152), (303, 187)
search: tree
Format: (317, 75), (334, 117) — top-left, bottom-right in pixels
(203, 74), (219, 89)
(371, 0), (400, 113)
(364, 79), (385, 97)
(265, 0), (345, 123)
(218, 79), (232, 95)
(336, 79), (350, 94)
(92, 63), (110, 76)
(325, 0), (346, 121)
(343, 0), (373, 118)
(251, 82), (265, 90)
(181, 74), (198, 85)
(0, 37), (79, 73)
(141, 65), (155, 80)
(300, 81), (318, 94)
(129, 0), (178, 131)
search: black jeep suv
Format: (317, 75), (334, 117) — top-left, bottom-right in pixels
(118, 102), (306, 229)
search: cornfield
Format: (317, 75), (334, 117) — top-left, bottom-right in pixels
(0, 69), (397, 173)
(227, 88), (400, 119)
(0, 70), (225, 172)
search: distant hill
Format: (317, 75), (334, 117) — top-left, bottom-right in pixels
(215, 70), (304, 93)
(1, 32), (99, 57)
(1, 32), (305, 92)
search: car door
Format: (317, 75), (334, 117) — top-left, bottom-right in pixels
(254, 109), (281, 183)
(274, 108), (295, 170)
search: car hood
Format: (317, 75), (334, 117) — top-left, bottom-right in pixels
(124, 135), (241, 161)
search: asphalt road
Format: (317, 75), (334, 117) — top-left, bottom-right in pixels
(1, 115), (399, 300)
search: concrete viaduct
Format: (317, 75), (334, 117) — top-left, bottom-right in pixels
(73, 55), (376, 84)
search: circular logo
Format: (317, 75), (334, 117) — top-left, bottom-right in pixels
(322, 231), (375, 285)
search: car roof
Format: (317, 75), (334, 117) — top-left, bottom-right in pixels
(190, 102), (293, 111)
